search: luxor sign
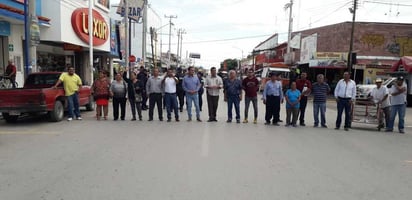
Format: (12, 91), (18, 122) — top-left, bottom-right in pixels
(71, 8), (108, 46)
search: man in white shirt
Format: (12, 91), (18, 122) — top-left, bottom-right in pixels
(386, 76), (407, 133)
(334, 71), (356, 131)
(205, 67), (223, 122)
(370, 78), (390, 129)
(162, 69), (179, 122)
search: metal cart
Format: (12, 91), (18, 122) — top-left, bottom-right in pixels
(351, 99), (384, 131)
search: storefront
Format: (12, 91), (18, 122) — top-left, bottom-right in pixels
(41, 0), (111, 84)
(0, 0), (50, 86)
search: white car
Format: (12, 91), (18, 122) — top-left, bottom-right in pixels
(356, 77), (396, 99)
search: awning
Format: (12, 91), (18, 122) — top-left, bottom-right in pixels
(0, 4), (51, 26)
(356, 59), (396, 66)
(264, 62), (289, 68)
(391, 56), (412, 73)
(309, 66), (348, 69)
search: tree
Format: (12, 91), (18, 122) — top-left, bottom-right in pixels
(220, 58), (239, 71)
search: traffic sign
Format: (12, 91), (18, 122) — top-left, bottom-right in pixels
(116, 0), (144, 22)
(129, 55), (136, 63)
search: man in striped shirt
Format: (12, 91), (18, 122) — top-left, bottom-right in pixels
(312, 74), (330, 128)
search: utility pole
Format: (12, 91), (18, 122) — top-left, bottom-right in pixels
(142, 0), (148, 69)
(348, 0), (358, 74)
(124, 0), (129, 78)
(176, 28), (180, 65)
(88, 0), (94, 84)
(165, 15), (177, 69)
(286, 0), (293, 54)
(179, 29), (186, 67)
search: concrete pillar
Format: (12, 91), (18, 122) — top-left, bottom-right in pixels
(29, 0), (37, 72)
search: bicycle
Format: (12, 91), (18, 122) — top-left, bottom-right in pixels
(0, 75), (18, 89)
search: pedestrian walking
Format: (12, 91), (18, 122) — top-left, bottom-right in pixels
(162, 69), (180, 122)
(110, 72), (128, 121)
(52, 65), (82, 121)
(285, 82), (301, 127)
(242, 69), (259, 124)
(92, 70), (111, 120)
(369, 78), (390, 129)
(183, 67), (202, 122)
(312, 74), (330, 128)
(205, 67), (223, 122)
(123, 70), (144, 121)
(176, 67), (186, 112)
(146, 68), (164, 121)
(262, 72), (283, 126)
(224, 70), (242, 123)
(296, 72), (312, 126)
(334, 71), (356, 131)
(386, 76), (407, 133)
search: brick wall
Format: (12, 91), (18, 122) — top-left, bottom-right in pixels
(293, 22), (412, 61)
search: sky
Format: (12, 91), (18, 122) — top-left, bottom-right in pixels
(112, 0), (412, 69)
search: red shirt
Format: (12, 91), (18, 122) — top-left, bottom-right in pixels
(6, 64), (16, 78)
(242, 76), (259, 97)
(296, 78), (312, 95)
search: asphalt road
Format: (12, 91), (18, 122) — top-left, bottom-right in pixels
(0, 94), (411, 200)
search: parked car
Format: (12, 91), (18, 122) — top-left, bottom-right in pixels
(356, 77), (396, 100)
(0, 72), (94, 123)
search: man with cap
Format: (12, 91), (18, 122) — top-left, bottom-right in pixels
(262, 72), (283, 126)
(386, 76), (407, 133)
(369, 78), (390, 129)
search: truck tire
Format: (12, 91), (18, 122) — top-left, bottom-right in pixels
(85, 96), (95, 111)
(49, 101), (64, 122)
(408, 94), (412, 107)
(2, 113), (18, 123)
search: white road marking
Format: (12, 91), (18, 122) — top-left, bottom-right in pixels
(201, 130), (210, 157)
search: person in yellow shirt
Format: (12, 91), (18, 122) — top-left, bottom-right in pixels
(53, 66), (82, 121)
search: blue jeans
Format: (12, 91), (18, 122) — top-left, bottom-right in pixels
(165, 93), (179, 120)
(387, 103), (406, 131)
(67, 92), (80, 118)
(228, 95), (240, 120)
(336, 98), (351, 128)
(186, 93), (200, 119)
(313, 102), (326, 126)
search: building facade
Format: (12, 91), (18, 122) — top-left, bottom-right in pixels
(41, 0), (112, 84)
(0, 0), (50, 86)
(292, 22), (412, 84)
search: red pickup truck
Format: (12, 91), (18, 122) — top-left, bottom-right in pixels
(0, 72), (94, 123)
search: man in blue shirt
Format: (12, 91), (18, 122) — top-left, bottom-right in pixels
(183, 67), (202, 122)
(262, 72), (283, 125)
(224, 70), (242, 123)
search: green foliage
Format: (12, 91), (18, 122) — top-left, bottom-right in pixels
(219, 58), (239, 71)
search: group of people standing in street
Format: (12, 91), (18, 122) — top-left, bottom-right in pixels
(55, 65), (407, 134)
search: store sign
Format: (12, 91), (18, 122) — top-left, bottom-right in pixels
(71, 8), (108, 46)
(0, 21), (11, 36)
(63, 43), (83, 51)
(116, 0), (144, 21)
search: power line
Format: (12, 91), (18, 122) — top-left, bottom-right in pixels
(182, 34), (275, 44)
(300, 1), (353, 30)
(364, 0), (412, 7)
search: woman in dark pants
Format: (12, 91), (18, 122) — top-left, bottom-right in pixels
(123, 71), (144, 121)
(110, 73), (128, 120)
